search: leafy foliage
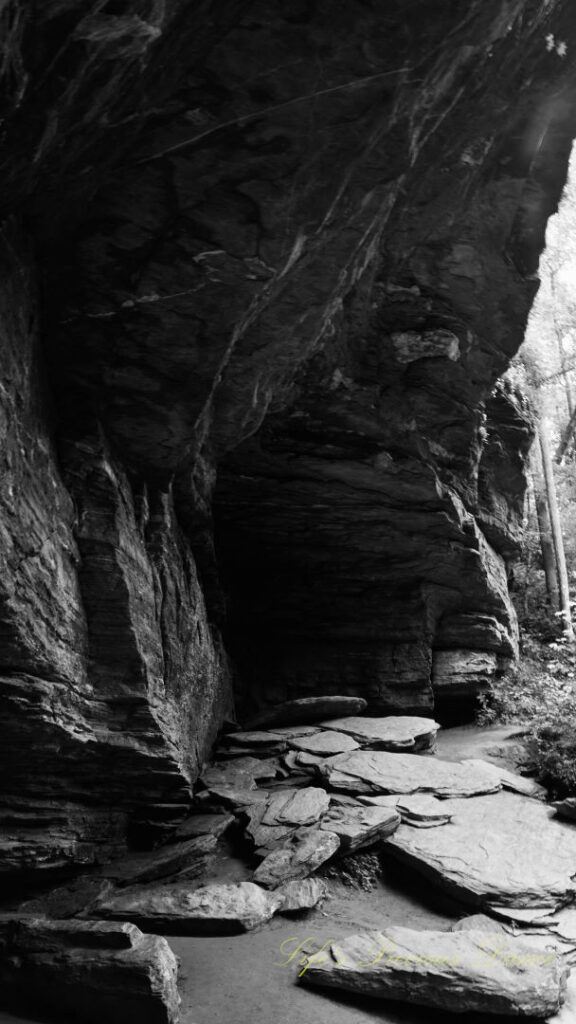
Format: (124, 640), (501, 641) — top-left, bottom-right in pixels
(478, 632), (576, 795)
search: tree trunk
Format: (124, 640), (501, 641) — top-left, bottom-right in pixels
(539, 419), (574, 640)
(533, 478), (559, 608)
(555, 401), (576, 464)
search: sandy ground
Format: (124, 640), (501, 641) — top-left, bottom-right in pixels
(170, 862), (464, 1024)
(0, 725), (538, 1024)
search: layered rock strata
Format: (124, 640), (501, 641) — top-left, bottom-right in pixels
(0, 2), (575, 874)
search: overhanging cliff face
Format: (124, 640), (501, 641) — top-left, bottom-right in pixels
(0, 0), (575, 873)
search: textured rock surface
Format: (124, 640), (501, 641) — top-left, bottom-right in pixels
(277, 878), (328, 913)
(262, 788), (330, 828)
(0, 917), (180, 1024)
(104, 836), (217, 887)
(94, 881), (283, 935)
(245, 697), (368, 729)
(253, 829), (340, 888)
(396, 795), (453, 827)
(169, 813), (234, 843)
(460, 759), (547, 799)
(384, 791), (576, 911)
(301, 926), (568, 1017)
(320, 716), (439, 752)
(320, 750), (502, 797)
(0, 2), (576, 872)
(288, 732), (360, 756)
(553, 798), (576, 821)
(319, 805), (400, 852)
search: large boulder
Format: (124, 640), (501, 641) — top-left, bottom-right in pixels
(93, 881), (284, 935)
(0, 918), (180, 1024)
(300, 925), (568, 1017)
(319, 750), (501, 797)
(384, 791), (576, 912)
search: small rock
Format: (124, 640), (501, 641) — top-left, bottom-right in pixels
(295, 751), (325, 773)
(254, 829), (340, 888)
(246, 788), (330, 854)
(330, 794), (363, 808)
(95, 881), (283, 935)
(396, 794), (452, 827)
(263, 788), (330, 828)
(282, 751), (308, 774)
(277, 878), (328, 912)
(554, 798), (576, 822)
(320, 805), (400, 852)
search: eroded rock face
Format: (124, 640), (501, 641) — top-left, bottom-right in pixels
(0, 2), (575, 872)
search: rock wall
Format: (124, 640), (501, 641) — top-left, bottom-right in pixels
(0, 0), (576, 873)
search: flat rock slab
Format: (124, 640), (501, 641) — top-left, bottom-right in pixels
(200, 765), (257, 790)
(460, 759), (546, 799)
(450, 914), (510, 934)
(357, 794), (400, 808)
(212, 756), (280, 779)
(103, 834), (217, 886)
(195, 784), (267, 812)
(94, 881), (283, 935)
(384, 790), (576, 912)
(262, 787), (330, 827)
(277, 877), (328, 912)
(0, 917), (179, 1024)
(320, 716), (439, 752)
(488, 904), (576, 962)
(396, 795), (453, 828)
(253, 828), (340, 888)
(289, 731), (360, 756)
(320, 750), (501, 797)
(220, 731), (288, 755)
(272, 725), (324, 738)
(245, 815), (296, 856)
(170, 813), (234, 843)
(320, 805), (400, 852)
(244, 696), (367, 729)
(18, 876), (114, 919)
(295, 751), (325, 770)
(301, 925), (568, 1017)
